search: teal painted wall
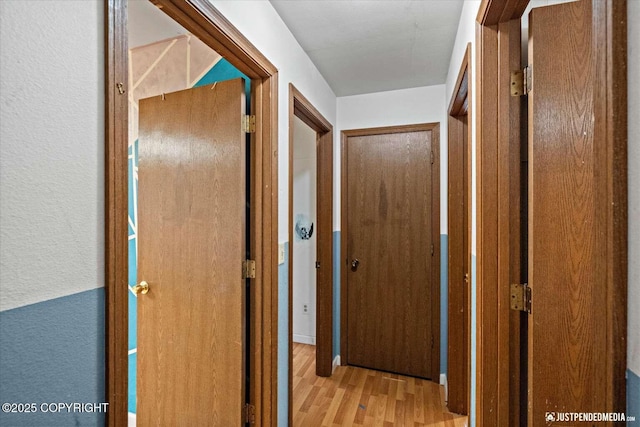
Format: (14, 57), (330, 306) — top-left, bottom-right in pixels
(278, 243), (289, 426)
(441, 234), (448, 375)
(628, 369), (640, 421)
(0, 290), (106, 426)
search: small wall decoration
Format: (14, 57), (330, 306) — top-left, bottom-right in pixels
(294, 214), (314, 241)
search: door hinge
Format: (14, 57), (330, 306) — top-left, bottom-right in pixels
(431, 243), (434, 256)
(510, 65), (532, 97)
(242, 115), (256, 133)
(243, 403), (256, 424)
(242, 259), (256, 279)
(510, 283), (531, 314)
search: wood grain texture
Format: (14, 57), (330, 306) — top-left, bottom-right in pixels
(346, 130), (434, 379)
(475, 22), (500, 427)
(430, 125), (441, 383)
(497, 18), (522, 427)
(447, 44), (471, 415)
(528, 0), (627, 423)
(137, 80), (246, 426)
(604, 0), (627, 416)
(104, 1), (129, 426)
(476, 0), (530, 26)
(288, 83), (335, 424)
(107, 1), (280, 424)
(152, 0), (276, 78)
(292, 343), (466, 426)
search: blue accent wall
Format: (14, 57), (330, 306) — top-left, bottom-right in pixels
(333, 231), (341, 359)
(441, 234), (448, 376)
(0, 289), (105, 426)
(470, 254), (477, 426)
(277, 243), (289, 427)
(629, 369), (640, 421)
(194, 58), (251, 107)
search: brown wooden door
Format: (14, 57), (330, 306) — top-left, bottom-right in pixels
(136, 78), (246, 426)
(447, 113), (470, 414)
(528, 1), (613, 424)
(346, 129), (435, 379)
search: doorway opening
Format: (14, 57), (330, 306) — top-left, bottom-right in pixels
(105, 0), (279, 425)
(125, 5), (253, 422)
(447, 43), (472, 416)
(287, 84), (334, 425)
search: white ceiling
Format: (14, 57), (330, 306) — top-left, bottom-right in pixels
(269, 0), (465, 96)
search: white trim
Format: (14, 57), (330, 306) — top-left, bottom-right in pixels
(292, 334), (316, 345)
(440, 373), (448, 402)
(332, 355), (341, 373)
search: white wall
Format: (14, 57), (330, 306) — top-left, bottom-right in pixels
(336, 84), (448, 233)
(0, 0), (104, 311)
(210, 0), (337, 243)
(292, 117), (317, 345)
(444, 2), (481, 425)
(445, 0), (481, 253)
(206, 2), (337, 425)
(627, 0), (639, 377)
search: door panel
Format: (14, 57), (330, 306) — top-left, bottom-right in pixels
(447, 114), (470, 414)
(346, 130), (433, 379)
(137, 79), (246, 426)
(528, 1), (607, 423)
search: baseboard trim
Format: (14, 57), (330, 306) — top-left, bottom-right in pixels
(440, 373), (448, 402)
(332, 355), (341, 373)
(293, 334), (316, 345)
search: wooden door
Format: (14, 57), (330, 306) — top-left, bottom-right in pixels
(447, 113), (470, 414)
(346, 128), (435, 379)
(528, 1), (620, 423)
(136, 78), (246, 426)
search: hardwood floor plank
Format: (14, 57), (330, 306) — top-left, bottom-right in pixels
(292, 343), (467, 426)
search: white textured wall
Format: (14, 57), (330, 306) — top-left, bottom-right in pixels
(0, 0), (104, 311)
(627, 0), (639, 377)
(336, 85), (448, 233)
(445, 0), (480, 253)
(209, 0), (337, 242)
(292, 117), (317, 344)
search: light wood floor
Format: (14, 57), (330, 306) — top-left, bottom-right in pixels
(292, 343), (468, 426)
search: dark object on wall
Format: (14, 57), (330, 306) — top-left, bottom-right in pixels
(295, 215), (314, 240)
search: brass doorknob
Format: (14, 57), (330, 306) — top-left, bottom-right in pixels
(132, 281), (149, 295)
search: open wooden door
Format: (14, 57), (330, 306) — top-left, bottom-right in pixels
(136, 78), (247, 426)
(527, 1), (626, 424)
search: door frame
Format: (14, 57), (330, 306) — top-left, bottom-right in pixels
(447, 43), (472, 415)
(340, 123), (441, 381)
(287, 84), (334, 424)
(105, 1), (279, 425)
(474, 0), (627, 424)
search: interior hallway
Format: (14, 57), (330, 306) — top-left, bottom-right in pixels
(292, 343), (468, 426)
